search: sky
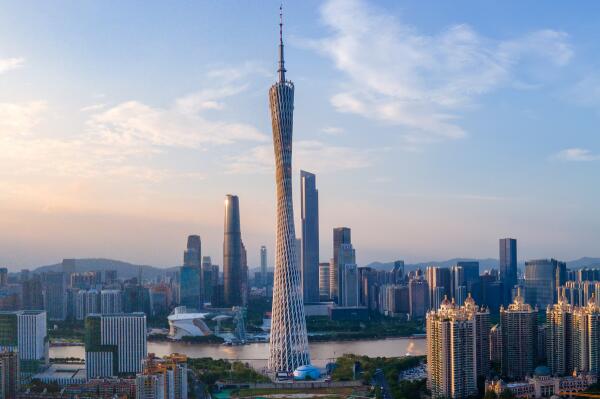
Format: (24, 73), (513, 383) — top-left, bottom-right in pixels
(1, 0), (600, 271)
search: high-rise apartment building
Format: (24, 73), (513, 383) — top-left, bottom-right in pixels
(300, 170), (319, 303)
(499, 238), (517, 304)
(0, 351), (19, 399)
(76, 289), (100, 320)
(427, 297), (483, 399)
(100, 290), (122, 314)
(500, 289), (538, 380)
(267, 10), (310, 372)
(331, 227), (351, 302)
(524, 258), (567, 308)
(85, 313), (147, 378)
(547, 292), (574, 376)
(223, 194), (243, 307)
(319, 262), (330, 301)
(0, 310), (48, 376)
(137, 353), (188, 399)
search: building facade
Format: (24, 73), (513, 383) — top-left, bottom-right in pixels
(499, 238), (517, 305)
(223, 194), (243, 307)
(85, 313), (147, 378)
(300, 170), (319, 303)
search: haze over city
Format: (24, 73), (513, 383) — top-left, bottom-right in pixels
(2, 0), (600, 270)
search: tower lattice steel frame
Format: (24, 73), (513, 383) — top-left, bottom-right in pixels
(267, 7), (311, 372)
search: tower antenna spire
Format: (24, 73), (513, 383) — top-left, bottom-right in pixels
(277, 2), (286, 82)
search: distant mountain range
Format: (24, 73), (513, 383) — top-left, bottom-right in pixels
(33, 258), (178, 280)
(29, 256), (600, 280)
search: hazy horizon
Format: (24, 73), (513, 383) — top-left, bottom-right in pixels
(1, 1), (600, 270)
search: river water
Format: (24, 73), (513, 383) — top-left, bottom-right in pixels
(51, 338), (426, 369)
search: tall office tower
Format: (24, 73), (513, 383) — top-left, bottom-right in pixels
(300, 170), (319, 303)
(223, 194), (243, 307)
(319, 263), (330, 301)
(241, 241), (248, 306)
(267, 9), (310, 372)
(426, 267), (452, 310)
(21, 275), (44, 310)
(180, 235), (201, 310)
(342, 264), (359, 307)
(547, 291), (574, 376)
(0, 269), (7, 287)
(451, 266), (466, 304)
(331, 227), (351, 302)
(463, 294), (491, 378)
(337, 243), (357, 307)
(101, 290), (123, 314)
(104, 270), (118, 285)
(409, 277), (429, 319)
(524, 258), (567, 308)
(260, 246), (268, 287)
(138, 353), (188, 399)
(201, 257), (214, 304)
(85, 313), (147, 378)
(392, 260), (405, 284)
(0, 351), (19, 399)
(499, 238), (518, 305)
(500, 288), (538, 380)
(426, 298), (478, 399)
(42, 272), (67, 320)
(0, 310), (48, 376)
(455, 261), (479, 292)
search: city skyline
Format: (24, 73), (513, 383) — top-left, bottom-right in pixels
(2, 0), (600, 270)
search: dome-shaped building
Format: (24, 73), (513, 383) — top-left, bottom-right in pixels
(293, 364), (321, 380)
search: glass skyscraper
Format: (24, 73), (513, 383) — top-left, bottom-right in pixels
(300, 170), (319, 303)
(499, 238), (517, 304)
(223, 194), (243, 307)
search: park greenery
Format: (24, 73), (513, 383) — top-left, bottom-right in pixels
(187, 357), (270, 386)
(332, 354), (426, 399)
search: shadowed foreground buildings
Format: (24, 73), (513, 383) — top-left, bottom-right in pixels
(427, 295), (490, 399)
(267, 9), (311, 372)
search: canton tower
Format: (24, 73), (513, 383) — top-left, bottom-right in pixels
(267, 7), (311, 372)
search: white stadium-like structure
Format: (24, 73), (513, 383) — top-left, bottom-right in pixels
(167, 306), (212, 339)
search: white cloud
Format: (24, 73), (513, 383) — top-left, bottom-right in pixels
(80, 103), (107, 112)
(227, 140), (373, 174)
(0, 101), (47, 136)
(555, 148), (600, 162)
(321, 126), (344, 136)
(0, 57), (24, 74)
(315, 0), (572, 143)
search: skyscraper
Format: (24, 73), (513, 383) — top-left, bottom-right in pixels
(319, 262), (330, 301)
(426, 297), (478, 399)
(0, 351), (19, 399)
(85, 313), (147, 378)
(547, 291), (574, 376)
(300, 170), (319, 303)
(500, 288), (538, 380)
(337, 243), (357, 307)
(499, 238), (517, 304)
(0, 310), (48, 377)
(267, 8), (310, 372)
(524, 258), (567, 308)
(331, 227), (351, 303)
(180, 235), (202, 310)
(260, 246), (268, 287)
(426, 267), (452, 310)
(42, 271), (67, 321)
(223, 194), (243, 307)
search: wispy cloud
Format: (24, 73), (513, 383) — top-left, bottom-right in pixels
(555, 148), (600, 162)
(0, 101), (47, 136)
(321, 126), (344, 136)
(313, 0), (572, 145)
(227, 140), (373, 174)
(0, 57), (24, 74)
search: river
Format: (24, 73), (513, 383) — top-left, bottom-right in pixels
(51, 337), (426, 369)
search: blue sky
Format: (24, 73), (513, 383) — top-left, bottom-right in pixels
(1, 0), (599, 270)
